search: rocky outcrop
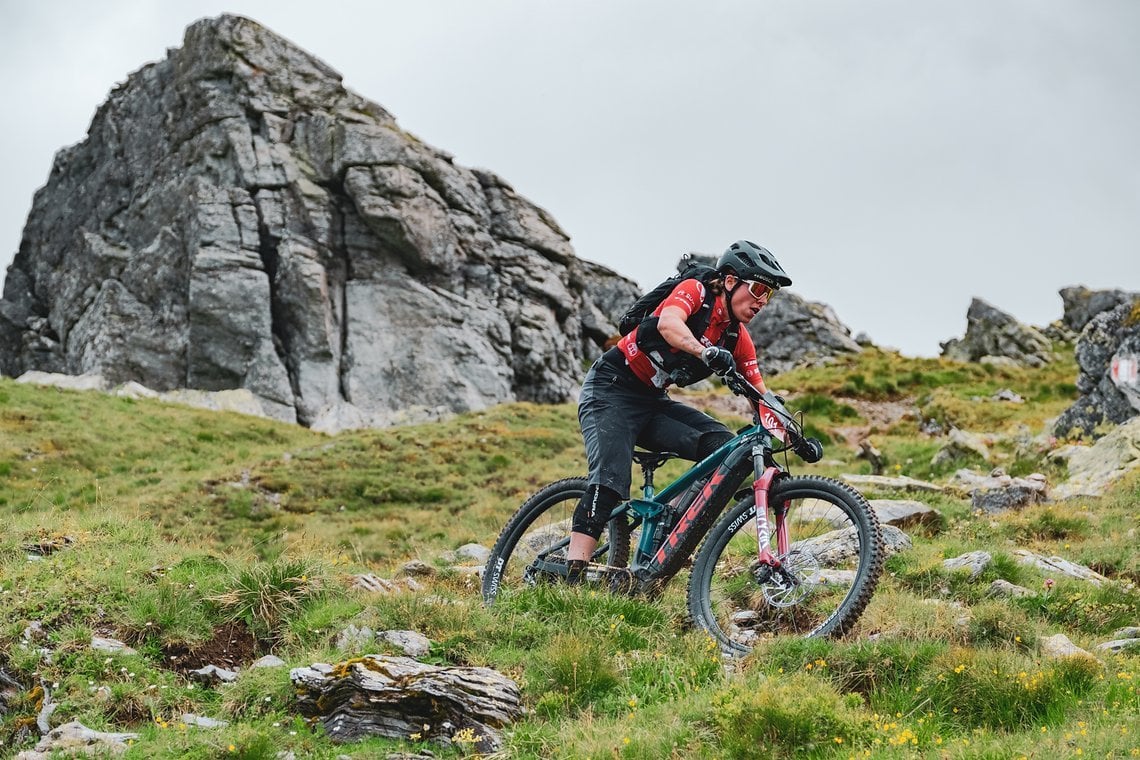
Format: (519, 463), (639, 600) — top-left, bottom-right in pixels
(0, 15), (638, 430)
(1050, 416), (1140, 498)
(748, 291), (862, 374)
(1060, 286), (1138, 333)
(940, 298), (1053, 367)
(1054, 301), (1140, 438)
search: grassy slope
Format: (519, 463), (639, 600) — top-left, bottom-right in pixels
(0, 348), (1137, 759)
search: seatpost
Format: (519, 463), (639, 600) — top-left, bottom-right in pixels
(640, 462), (655, 499)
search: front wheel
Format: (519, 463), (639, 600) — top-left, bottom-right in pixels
(687, 475), (884, 653)
(482, 478), (632, 605)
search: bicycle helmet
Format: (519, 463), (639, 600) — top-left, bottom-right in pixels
(717, 240), (792, 289)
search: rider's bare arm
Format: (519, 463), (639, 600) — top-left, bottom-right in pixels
(657, 305), (707, 357)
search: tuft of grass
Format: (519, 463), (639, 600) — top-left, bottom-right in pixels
(964, 599), (1038, 648)
(123, 580), (218, 648)
(531, 632), (622, 716)
(1003, 506), (1091, 542)
(703, 671), (874, 757)
(918, 647), (1102, 731)
(211, 557), (334, 641)
(1016, 580), (1140, 635)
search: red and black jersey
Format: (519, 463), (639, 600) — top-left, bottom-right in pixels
(616, 279), (765, 393)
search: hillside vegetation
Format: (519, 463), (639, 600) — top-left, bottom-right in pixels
(1, 348), (1137, 758)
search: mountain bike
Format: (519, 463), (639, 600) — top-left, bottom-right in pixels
(481, 368), (885, 654)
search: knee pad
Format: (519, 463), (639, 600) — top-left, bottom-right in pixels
(572, 484), (622, 540)
(696, 430), (734, 461)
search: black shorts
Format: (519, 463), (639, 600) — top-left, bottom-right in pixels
(578, 349), (731, 498)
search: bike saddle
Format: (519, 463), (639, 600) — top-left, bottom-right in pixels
(632, 450), (681, 469)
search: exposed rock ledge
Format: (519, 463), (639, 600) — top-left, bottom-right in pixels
(0, 14), (638, 430)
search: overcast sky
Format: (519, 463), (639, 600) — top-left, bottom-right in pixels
(1, 1), (1137, 357)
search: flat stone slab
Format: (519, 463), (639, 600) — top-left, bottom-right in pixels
(91, 636), (137, 655)
(1038, 633), (1095, 661)
(869, 499), (941, 529)
(15, 721), (138, 759)
(1096, 638), (1140, 654)
(1014, 550), (1109, 586)
(180, 713), (229, 728)
(841, 474), (944, 494)
(943, 551), (992, 579)
(292, 655), (522, 752)
(988, 579), (1033, 598)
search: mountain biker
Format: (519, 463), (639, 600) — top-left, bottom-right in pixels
(566, 240), (792, 581)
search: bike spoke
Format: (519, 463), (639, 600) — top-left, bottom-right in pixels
(696, 482), (880, 647)
(483, 479), (633, 603)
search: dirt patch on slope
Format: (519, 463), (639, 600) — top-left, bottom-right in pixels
(160, 621), (262, 674)
(832, 398), (919, 446)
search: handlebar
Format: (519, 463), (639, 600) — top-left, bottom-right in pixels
(720, 369), (824, 464)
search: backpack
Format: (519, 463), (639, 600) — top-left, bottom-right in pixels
(618, 260), (736, 340)
(618, 259), (722, 335)
(616, 258), (739, 386)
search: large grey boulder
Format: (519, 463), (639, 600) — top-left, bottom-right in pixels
(0, 15), (638, 430)
(1054, 301), (1140, 439)
(940, 298), (1053, 367)
(840, 473), (945, 494)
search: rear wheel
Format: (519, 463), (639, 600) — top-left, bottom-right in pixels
(482, 478), (632, 604)
(687, 476), (884, 653)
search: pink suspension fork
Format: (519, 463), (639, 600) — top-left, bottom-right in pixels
(752, 463), (786, 566)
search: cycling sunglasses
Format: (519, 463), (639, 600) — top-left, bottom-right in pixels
(742, 279), (775, 303)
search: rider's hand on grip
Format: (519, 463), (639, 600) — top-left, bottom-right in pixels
(701, 346), (735, 376)
(794, 437), (824, 463)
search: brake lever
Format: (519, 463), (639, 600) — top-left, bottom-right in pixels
(724, 374), (824, 463)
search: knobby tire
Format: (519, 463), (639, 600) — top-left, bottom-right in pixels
(687, 475), (884, 653)
(482, 478), (631, 604)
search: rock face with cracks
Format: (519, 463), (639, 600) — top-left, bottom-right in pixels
(0, 14), (638, 431)
(939, 298), (1053, 368)
(1054, 300), (1140, 439)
